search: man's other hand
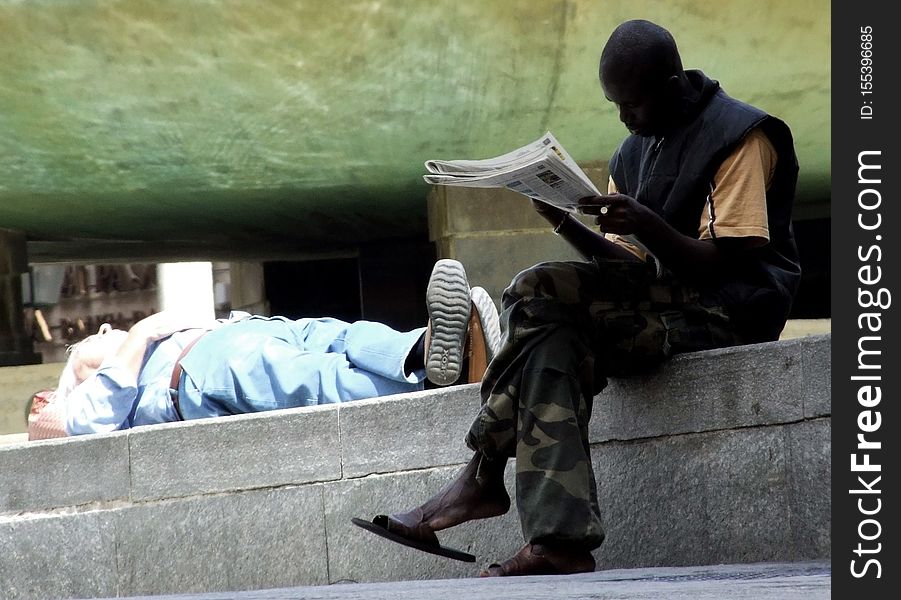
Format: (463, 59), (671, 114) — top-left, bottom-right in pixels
(577, 194), (651, 235)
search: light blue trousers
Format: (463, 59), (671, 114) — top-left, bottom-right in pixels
(178, 316), (426, 419)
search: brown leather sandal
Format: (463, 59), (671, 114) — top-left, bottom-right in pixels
(479, 543), (596, 577)
(467, 311), (488, 383)
(467, 286), (502, 383)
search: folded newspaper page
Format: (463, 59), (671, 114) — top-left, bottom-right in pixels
(423, 131), (600, 213)
(423, 132), (654, 259)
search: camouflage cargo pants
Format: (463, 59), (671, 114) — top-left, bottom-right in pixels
(465, 259), (742, 550)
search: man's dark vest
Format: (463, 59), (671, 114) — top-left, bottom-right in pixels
(609, 70), (801, 342)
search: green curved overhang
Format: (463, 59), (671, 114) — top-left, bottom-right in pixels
(0, 0), (830, 260)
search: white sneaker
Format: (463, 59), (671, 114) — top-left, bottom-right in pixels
(470, 286), (502, 363)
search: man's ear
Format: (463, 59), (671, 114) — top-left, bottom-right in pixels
(664, 74), (683, 97)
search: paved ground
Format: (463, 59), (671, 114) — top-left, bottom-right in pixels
(112, 561), (830, 600)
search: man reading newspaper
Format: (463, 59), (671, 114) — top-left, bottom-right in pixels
(356, 19), (801, 576)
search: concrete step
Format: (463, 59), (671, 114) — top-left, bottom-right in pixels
(0, 334), (830, 600)
(104, 561), (833, 600)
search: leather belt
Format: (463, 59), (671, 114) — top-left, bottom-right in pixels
(168, 333), (206, 421)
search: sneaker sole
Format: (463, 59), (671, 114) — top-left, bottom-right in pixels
(426, 259), (471, 385)
(470, 286), (502, 363)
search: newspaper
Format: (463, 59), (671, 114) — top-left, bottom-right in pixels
(423, 132), (654, 260)
(422, 131), (600, 213)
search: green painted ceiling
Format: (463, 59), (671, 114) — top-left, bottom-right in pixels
(0, 0), (830, 262)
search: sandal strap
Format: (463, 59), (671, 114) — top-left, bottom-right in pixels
(374, 512), (441, 547)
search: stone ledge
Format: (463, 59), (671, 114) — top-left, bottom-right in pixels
(129, 403), (341, 502)
(591, 334), (831, 442)
(0, 432), (130, 514)
(0, 334), (830, 516)
(339, 385), (481, 478)
(0, 335), (831, 600)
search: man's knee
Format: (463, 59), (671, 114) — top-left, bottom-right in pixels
(502, 261), (592, 308)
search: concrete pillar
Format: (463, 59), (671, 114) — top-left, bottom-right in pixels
(0, 229), (41, 366)
(156, 262), (215, 320)
(426, 162), (608, 304)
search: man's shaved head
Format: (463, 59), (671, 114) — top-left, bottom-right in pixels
(600, 19), (683, 92)
(599, 20), (686, 137)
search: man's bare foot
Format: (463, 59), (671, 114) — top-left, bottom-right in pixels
(391, 452), (510, 532)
